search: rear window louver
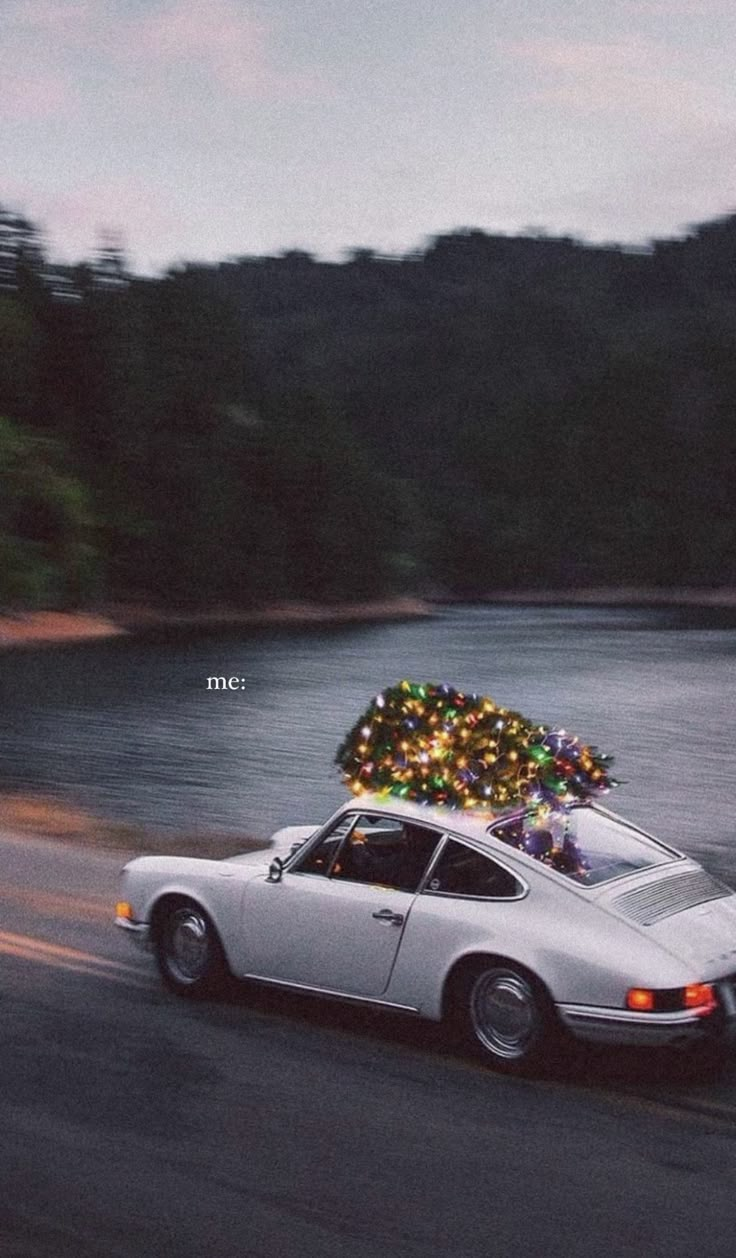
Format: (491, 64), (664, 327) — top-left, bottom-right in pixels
(611, 869), (732, 926)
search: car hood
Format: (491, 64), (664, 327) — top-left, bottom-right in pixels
(602, 863), (736, 976)
(225, 825), (317, 866)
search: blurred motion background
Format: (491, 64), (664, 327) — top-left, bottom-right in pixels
(2, 1), (736, 861)
(2, 207), (736, 609)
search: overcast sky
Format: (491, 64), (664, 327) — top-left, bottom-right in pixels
(3, 0), (736, 272)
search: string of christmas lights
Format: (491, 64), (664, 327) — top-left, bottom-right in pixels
(336, 681), (616, 812)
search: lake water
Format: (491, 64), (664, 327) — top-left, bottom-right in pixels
(1, 605), (735, 875)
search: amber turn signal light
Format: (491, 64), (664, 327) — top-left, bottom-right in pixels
(116, 900), (133, 920)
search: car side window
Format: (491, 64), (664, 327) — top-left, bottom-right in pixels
(424, 839), (521, 899)
(295, 817), (355, 877)
(331, 814), (442, 893)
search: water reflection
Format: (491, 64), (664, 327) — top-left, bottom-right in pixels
(0, 607), (735, 875)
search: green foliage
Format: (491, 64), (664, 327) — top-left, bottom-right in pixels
(0, 416), (97, 607)
(259, 393), (412, 600)
(0, 295), (40, 420)
(2, 200), (736, 607)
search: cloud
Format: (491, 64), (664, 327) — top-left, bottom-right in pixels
(132, 1), (268, 92)
(3, 0), (324, 122)
(2, 68), (77, 122)
(9, 0), (99, 31)
(2, 0), (98, 123)
(508, 36), (733, 130)
(128, 0), (324, 100)
(621, 1), (732, 15)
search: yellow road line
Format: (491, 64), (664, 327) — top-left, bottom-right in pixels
(0, 929), (150, 985)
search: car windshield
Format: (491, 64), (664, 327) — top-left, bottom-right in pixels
(489, 805), (677, 887)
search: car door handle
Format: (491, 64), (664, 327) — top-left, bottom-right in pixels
(371, 909), (404, 925)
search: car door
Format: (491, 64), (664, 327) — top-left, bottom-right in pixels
(238, 813), (442, 998)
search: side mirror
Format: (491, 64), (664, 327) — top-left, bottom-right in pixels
(267, 856), (284, 883)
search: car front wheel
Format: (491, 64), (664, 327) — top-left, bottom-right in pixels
(457, 962), (555, 1073)
(155, 900), (227, 998)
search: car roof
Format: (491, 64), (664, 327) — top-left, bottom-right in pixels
(336, 792), (521, 843)
(336, 793), (684, 870)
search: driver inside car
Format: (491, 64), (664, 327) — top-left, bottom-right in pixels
(340, 823), (436, 891)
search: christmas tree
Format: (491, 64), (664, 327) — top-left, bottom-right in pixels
(336, 681), (616, 812)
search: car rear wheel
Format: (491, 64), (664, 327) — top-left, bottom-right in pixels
(454, 962), (555, 1073)
(155, 900), (228, 998)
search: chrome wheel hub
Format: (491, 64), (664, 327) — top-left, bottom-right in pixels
(167, 909), (209, 982)
(471, 972), (537, 1060)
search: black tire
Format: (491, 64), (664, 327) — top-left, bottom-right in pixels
(451, 961), (557, 1074)
(154, 899), (228, 998)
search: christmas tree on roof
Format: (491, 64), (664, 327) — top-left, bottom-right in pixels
(336, 681), (616, 812)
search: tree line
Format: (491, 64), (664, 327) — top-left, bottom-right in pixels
(1, 204), (735, 608)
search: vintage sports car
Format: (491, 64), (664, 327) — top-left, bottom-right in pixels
(116, 795), (736, 1071)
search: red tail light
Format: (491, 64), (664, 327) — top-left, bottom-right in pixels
(626, 983), (718, 1015)
(683, 983), (717, 1014)
(626, 988), (655, 1011)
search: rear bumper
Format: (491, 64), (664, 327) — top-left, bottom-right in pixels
(557, 986), (736, 1047)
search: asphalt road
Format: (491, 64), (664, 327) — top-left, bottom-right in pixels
(2, 831), (736, 1258)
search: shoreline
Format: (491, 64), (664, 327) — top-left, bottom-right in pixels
(0, 596), (432, 651)
(2, 588), (736, 652)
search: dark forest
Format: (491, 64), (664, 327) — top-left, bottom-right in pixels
(2, 205), (735, 608)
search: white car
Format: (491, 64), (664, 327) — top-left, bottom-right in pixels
(116, 795), (736, 1071)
